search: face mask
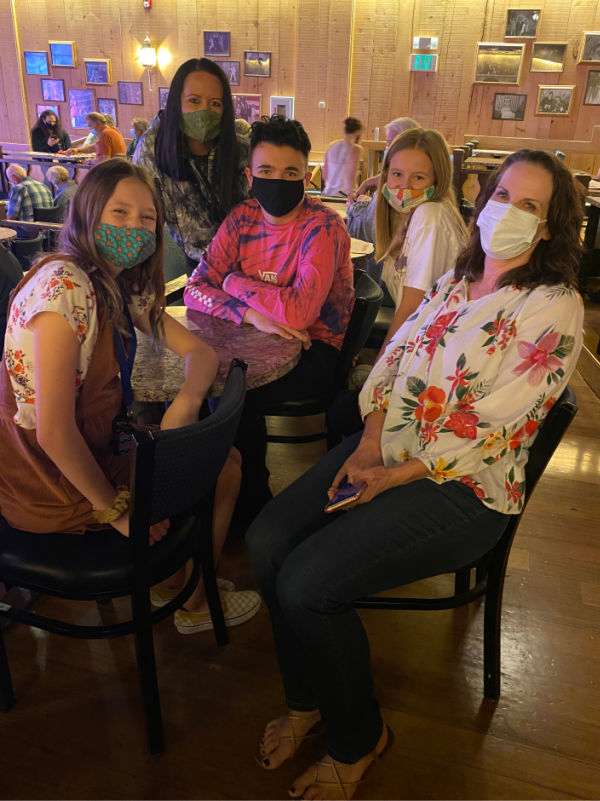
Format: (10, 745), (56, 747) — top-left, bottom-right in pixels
(130, 128), (136, 138)
(382, 183), (435, 214)
(251, 176), (305, 217)
(94, 222), (156, 269)
(44, 121), (55, 130)
(180, 108), (222, 143)
(477, 200), (546, 260)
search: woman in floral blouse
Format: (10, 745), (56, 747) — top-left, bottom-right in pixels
(246, 150), (584, 799)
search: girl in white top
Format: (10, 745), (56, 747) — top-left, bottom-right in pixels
(374, 127), (468, 348)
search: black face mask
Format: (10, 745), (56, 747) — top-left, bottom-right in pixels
(44, 121), (55, 130)
(251, 176), (304, 218)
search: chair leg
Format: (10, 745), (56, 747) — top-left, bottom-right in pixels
(0, 630), (16, 711)
(454, 566), (471, 595)
(199, 527), (228, 647)
(483, 563), (505, 701)
(132, 591), (165, 754)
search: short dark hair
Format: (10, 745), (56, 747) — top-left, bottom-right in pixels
(344, 117), (362, 135)
(455, 149), (583, 290)
(250, 115), (311, 160)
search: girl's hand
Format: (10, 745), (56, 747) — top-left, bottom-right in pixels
(329, 436), (383, 499)
(111, 510), (170, 545)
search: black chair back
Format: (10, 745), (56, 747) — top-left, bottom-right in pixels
(10, 234), (44, 270)
(335, 270), (383, 387)
(33, 205), (62, 223)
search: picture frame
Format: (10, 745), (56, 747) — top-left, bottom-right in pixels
(505, 9), (540, 38)
(579, 32), (600, 64)
(97, 97), (117, 125)
(118, 81), (143, 105)
(474, 42), (524, 84)
(243, 51), (271, 78)
(492, 93), (527, 121)
(68, 88), (95, 128)
(584, 70), (600, 105)
(536, 85), (575, 116)
(232, 94), (262, 123)
(36, 104), (59, 119)
(24, 51), (49, 76)
(158, 87), (169, 110)
(203, 31), (230, 57)
(49, 41), (77, 68)
(84, 59), (112, 85)
(41, 78), (65, 102)
(270, 96), (295, 119)
(217, 61), (240, 86)
(530, 43), (567, 72)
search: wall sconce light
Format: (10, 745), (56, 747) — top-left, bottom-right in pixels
(139, 34), (157, 90)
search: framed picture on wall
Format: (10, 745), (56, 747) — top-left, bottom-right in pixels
(84, 59), (112, 85)
(243, 51), (271, 78)
(270, 96), (294, 119)
(579, 32), (600, 63)
(218, 61), (240, 86)
(584, 70), (600, 104)
(232, 94), (261, 123)
(118, 81), (143, 105)
(505, 9), (540, 38)
(536, 85), (575, 115)
(492, 93), (527, 120)
(24, 51), (49, 75)
(203, 31), (230, 57)
(158, 87), (169, 109)
(97, 97), (117, 125)
(37, 104), (59, 119)
(49, 41), (77, 68)
(474, 43), (524, 84)
(41, 78), (65, 102)
(68, 88), (95, 128)
(530, 43), (567, 72)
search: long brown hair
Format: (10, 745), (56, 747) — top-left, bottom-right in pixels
(32, 158), (166, 341)
(454, 149), (583, 290)
(374, 127), (466, 262)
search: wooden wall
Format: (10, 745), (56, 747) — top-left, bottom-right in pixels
(0, 0), (598, 160)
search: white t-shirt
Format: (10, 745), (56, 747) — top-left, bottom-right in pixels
(381, 202), (464, 307)
(4, 260), (151, 429)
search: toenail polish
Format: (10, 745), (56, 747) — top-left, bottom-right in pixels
(263, 759), (270, 767)
(289, 786), (295, 793)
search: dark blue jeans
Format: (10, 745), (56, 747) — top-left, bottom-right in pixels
(246, 433), (509, 763)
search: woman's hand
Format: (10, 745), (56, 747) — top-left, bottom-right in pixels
(329, 436), (384, 499)
(47, 136), (59, 147)
(244, 308), (311, 348)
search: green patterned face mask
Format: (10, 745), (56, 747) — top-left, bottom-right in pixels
(180, 108), (222, 143)
(94, 223), (156, 269)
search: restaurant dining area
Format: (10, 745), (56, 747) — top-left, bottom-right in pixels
(1, 0), (600, 799)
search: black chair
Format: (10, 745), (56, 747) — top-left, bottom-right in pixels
(0, 360), (247, 754)
(10, 233), (44, 270)
(33, 206), (62, 251)
(163, 227), (188, 305)
(264, 270), (383, 446)
(354, 385), (578, 700)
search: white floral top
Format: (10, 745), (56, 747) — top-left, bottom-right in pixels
(358, 270), (583, 514)
(4, 260), (152, 429)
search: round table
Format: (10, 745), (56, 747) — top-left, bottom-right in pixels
(132, 307), (303, 401)
(0, 227), (17, 246)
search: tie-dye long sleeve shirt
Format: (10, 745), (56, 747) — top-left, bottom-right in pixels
(184, 196), (354, 349)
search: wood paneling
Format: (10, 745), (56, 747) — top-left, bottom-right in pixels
(0, 0), (598, 156)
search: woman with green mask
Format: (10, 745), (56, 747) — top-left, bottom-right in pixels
(134, 58), (250, 274)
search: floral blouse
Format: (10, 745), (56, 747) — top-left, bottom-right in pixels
(4, 260), (151, 430)
(358, 270), (583, 514)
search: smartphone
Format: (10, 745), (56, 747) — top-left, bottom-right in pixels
(324, 480), (366, 513)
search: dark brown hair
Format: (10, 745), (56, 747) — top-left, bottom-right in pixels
(454, 149), (583, 290)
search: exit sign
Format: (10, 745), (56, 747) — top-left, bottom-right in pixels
(409, 53), (438, 72)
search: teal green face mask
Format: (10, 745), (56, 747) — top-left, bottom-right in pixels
(94, 222), (156, 269)
(180, 108), (222, 143)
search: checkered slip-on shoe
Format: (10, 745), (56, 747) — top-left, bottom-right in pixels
(174, 590), (261, 634)
(150, 577), (235, 607)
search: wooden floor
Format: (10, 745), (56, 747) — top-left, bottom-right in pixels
(1, 372), (599, 799)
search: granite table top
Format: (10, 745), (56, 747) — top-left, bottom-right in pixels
(0, 226), (17, 244)
(132, 306), (302, 401)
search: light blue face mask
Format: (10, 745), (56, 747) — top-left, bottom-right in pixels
(94, 222), (156, 269)
(130, 128), (136, 138)
(180, 108), (222, 143)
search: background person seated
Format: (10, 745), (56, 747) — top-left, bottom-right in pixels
(184, 114), (354, 521)
(5, 163), (53, 222)
(67, 113), (126, 163)
(46, 165), (77, 220)
(321, 116), (363, 197)
(126, 117), (149, 159)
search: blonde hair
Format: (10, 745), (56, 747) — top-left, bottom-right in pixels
(46, 165), (70, 185)
(6, 163), (26, 183)
(374, 128), (467, 262)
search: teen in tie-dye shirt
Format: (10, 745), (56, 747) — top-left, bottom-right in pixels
(185, 116), (354, 520)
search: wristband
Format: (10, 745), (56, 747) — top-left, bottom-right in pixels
(92, 485), (130, 524)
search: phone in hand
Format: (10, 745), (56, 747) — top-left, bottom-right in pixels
(324, 479), (366, 513)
